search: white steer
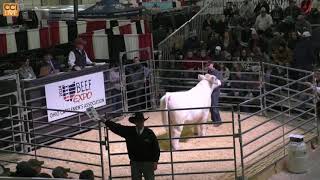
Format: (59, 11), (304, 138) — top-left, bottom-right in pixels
(160, 74), (221, 150)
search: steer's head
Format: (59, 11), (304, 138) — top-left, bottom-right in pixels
(198, 74), (221, 90)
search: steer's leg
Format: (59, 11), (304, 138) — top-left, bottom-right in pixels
(171, 126), (183, 150)
(200, 112), (210, 136)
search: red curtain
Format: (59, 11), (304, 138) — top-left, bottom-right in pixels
(79, 32), (95, 61)
(12, 17), (17, 24)
(119, 24), (132, 34)
(139, 33), (152, 61)
(49, 21), (60, 45)
(40, 27), (50, 49)
(0, 34), (7, 56)
(86, 21), (106, 33)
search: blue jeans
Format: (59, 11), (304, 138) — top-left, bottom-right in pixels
(210, 88), (221, 123)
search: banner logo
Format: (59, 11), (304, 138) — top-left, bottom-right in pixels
(3, 3), (19, 17)
(59, 80), (92, 103)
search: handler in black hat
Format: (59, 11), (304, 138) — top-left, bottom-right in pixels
(105, 112), (160, 180)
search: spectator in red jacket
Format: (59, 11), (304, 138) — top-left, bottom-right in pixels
(183, 50), (197, 70)
(300, 0), (313, 15)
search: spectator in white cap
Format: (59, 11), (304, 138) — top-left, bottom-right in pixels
(213, 46), (223, 61)
(302, 31), (312, 38)
(293, 31), (315, 71)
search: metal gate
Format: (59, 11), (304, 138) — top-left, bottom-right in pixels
(0, 73), (24, 152)
(119, 48), (157, 112)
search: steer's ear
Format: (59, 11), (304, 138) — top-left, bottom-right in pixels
(208, 75), (216, 84)
(198, 74), (205, 81)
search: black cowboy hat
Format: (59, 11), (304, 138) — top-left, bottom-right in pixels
(128, 112), (149, 124)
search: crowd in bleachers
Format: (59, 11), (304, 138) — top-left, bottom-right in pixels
(175, 0), (320, 98)
(0, 159), (94, 179)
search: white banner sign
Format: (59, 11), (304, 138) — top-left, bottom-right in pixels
(45, 72), (106, 122)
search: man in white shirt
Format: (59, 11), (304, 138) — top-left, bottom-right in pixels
(255, 7), (273, 33)
(68, 37), (94, 71)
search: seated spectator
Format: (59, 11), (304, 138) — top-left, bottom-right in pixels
(284, 0), (301, 19)
(313, 0), (320, 11)
(295, 15), (312, 34)
(270, 32), (285, 52)
(222, 31), (238, 52)
(38, 173), (52, 178)
(300, 0), (313, 15)
(15, 161), (37, 177)
(238, 49), (253, 72)
(79, 170), (94, 180)
(239, 0), (255, 21)
(224, 2), (234, 21)
(254, 8), (273, 33)
(183, 31), (201, 52)
(39, 51), (61, 77)
(220, 63), (231, 87)
(183, 50), (197, 70)
(252, 47), (268, 63)
(213, 16), (227, 36)
(202, 14), (214, 30)
(308, 6), (320, 24)
(287, 31), (299, 50)
(213, 46), (223, 61)
(207, 33), (222, 53)
(52, 166), (70, 179)
(271, 3), (284, 24)
(68, 37), (95, 71)
(278, 16), (296, 34)
(28, 159), (43, 175)
(232, 3), (240, 16)
(272, 41), (292, 66)
(18, 59), (36, 80)
(254, 0), (270, 14)
(199, 49), (212, 61)
(249, 29), (268, 53)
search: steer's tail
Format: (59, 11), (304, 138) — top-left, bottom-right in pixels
(160, 93), (169, 133)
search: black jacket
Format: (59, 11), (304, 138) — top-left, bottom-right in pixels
(105, 121), (160, 162)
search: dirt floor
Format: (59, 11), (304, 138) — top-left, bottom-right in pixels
(5, 111), (309, 180)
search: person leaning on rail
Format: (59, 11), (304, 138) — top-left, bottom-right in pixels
(104, 112), (160, 180)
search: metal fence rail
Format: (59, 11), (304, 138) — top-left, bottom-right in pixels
(236, 62), (318, 178)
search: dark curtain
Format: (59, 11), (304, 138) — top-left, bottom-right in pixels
(66, 20), (78, 42)
(108, 35), (125, 65)
(15, 31), (28, 52)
